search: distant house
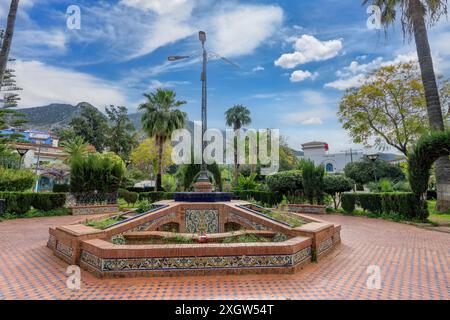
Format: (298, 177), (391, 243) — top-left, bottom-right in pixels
(300, 141), (406, 174)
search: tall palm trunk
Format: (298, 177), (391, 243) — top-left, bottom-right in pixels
(233, 126), (240, 187)
(411, 0), (450, 211)
(0, 0), (19, 87)
(156, 136), (164, 191)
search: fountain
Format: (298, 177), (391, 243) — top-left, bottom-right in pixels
(47, 31), (341, 278)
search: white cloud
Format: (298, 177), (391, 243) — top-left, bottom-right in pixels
(281, 106), (332, 126)
(326, 53), (418, 90)
(290, 70), (318, 82)
(120, 0), (190, 15)
(65, 2), (283, 62)
(252, 66), (265, 72)
(325, 74), (366, 90)
(13, 29), (67, 57)
(302, 117), (323, 125)
(275, 35), (343, 69)
(208, 5), (283, 57)
(148, 79), (190, 90)
(11, 60), (127, 109)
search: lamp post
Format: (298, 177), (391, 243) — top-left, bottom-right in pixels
(366, 153), (379, 183)
(168, 31), (238, 192)
(15, 147), (28, 169)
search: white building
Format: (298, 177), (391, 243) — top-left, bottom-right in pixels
(301, 141), (365, 174)
(300, 141), (405, 174)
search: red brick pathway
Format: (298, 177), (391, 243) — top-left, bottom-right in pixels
(0, 214), (448, 300)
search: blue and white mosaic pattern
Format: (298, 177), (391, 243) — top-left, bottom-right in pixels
(80, 246), (312, 273)
(185, 210), (219, 234)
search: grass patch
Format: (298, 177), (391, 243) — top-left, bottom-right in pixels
(85, 216), (126, 230)
(0, 208), (70, 221)
(247, 206), (306, 227)
(221, 233), (270, 243)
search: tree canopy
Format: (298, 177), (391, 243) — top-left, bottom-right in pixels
(338, 62), (449, 155)
(344, 159), (405, 185)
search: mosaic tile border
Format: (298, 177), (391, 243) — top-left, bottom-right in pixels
(317, 237), (333, 255)
(228, 212), (269, 231)
(56, 242), (73, 258)
(333, 231), (341, 243)
(80, 246), (312, 273)
(47, 235), (56, 250)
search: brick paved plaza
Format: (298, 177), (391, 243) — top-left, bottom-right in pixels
(0, 214), (448, 300)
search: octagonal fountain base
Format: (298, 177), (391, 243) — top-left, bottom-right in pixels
(48, 200), (341, 278)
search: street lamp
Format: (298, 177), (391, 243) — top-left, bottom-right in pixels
(167, 31), (238, 192)
(16, 147), (28, 169)
(366, 153), (379, 183)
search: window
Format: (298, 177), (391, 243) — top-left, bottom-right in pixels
(326, 163), (334, 172)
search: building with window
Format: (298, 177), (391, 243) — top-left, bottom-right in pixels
(300, 141), (405, 174)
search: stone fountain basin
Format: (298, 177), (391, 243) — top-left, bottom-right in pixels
(123, 230), (278, 244)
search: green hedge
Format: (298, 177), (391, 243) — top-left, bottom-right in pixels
(138, 192), (174, 203)
(233, 191), (283, 207)
(0, 192), (67, 215)
(340, 192), (427, 220)
(0, 167), (35, 192)
(341, 193), (356, 214)
(53, 184), (70, 193)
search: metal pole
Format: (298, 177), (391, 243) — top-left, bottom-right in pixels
(34, 141), (42, 192)
(196, 40), (209, 183)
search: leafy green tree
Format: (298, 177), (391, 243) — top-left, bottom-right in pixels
(69, 105), (109, 152)
(0, 167), (35, 191)
(266, 170), (303, 202)
(177, 163), (222, 191)
(338, 63), (450, 155)
(105, 105), (137, 160)
(299, 159), (325, 204)
(70, 152), (125, 203)
(60, 136), (89, 164)
(323, 175), (354, 209)
(130, 138), (172, 180)
(363, 0), (450, 211)
(236, 173), (260, 191)
(344, 159), (405, 185)
(139, 89), (187, 191)
(225, 104), (252, 186)
(279, 137), (300, 171)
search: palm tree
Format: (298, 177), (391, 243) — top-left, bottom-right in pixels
(364, 0), (450, 211)
(139, 89), (186, 191)
(0, 0), (20, 87)
(60, 136), (88, 164)
(225, 104), (252, 186)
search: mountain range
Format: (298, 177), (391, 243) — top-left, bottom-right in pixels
(16, 102), (144, 131)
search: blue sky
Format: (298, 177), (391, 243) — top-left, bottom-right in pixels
(1, 0), (450, 152)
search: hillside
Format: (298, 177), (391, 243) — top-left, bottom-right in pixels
(16, 102), (104, 131)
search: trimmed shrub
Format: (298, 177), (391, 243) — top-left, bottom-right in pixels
(266, 170), (303, 199)
(70, 153), (125, 199)
(138, 192), (174, 203)
(233, 191), (283, 207)
(0, 192), (33, 215)
(53, 184), (70, 193)
(341, 193), (356, 214)
(323, 175), (354, 209)
(0, 167), (35, 192)
(341, 192), (428, 220)
(32, 193), (67, 211)
(123, 191), (139, 205)
(126, 187), (155, 193)
(358, 193), (382, 215)
(0, 192), (67, 215)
